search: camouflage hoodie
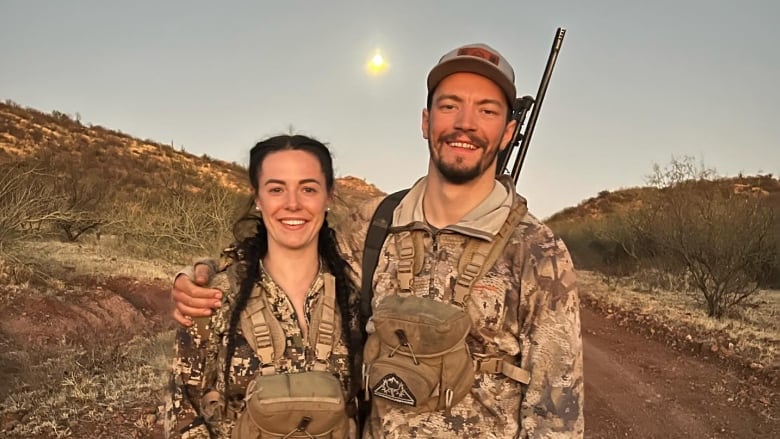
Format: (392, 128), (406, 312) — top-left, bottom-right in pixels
(337, 175), (584, 438)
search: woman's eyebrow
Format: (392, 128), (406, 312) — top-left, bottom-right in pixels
(263, 178), (322, 186)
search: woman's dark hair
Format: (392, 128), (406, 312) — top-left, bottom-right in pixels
(223, 134), (355, 395)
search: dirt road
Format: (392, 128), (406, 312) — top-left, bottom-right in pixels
(582, 306), (777, 438)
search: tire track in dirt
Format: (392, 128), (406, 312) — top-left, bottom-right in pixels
(582, 306), (777, 438)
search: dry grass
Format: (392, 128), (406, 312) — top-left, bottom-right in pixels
(1, 330), (174, 438)
(14, 238), (178, 281)
(0, 239), (178, 437)
(579, 270), (780, 370)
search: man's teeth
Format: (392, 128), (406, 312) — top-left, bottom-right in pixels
(449, 142), (477, 150)
(282, 220), (305, 226)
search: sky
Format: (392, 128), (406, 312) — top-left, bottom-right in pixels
(2, 0), (778, 219)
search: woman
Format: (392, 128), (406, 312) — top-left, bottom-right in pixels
(165, 135), (358, 438)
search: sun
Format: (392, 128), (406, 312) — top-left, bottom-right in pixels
(366, 50), (388, 76)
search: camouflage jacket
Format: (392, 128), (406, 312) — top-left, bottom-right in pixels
(337, 176), (584, 438)
(164, 256), (353, 438)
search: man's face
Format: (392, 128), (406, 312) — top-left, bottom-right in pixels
(422, 72), (516, 185)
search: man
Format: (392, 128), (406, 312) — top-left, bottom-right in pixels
(172, 43), (584, 438)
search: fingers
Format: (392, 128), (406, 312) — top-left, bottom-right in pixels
(173, 275), (222, 302)
(172, 284), (222, 309)
(193, 263), (213, 286)
(175, 300), (214, 318)
(170, 274), (223, 328)
(171, 308), (193, 326)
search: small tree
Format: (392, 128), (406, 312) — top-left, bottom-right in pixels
(636, 157), (776, 317)
(0, 162), (57, 249)
(53, 175), (109, 241)
(117, 181), (247, 262)
(34, 152), (114, 242)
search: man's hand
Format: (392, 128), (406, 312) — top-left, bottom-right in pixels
(171, 263), (222, 326)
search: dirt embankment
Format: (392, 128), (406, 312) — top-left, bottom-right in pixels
(0, 276), (172, 347)
(0, 275), (174, 438)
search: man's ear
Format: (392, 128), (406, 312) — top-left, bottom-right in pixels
(421, 108), (430, 140)
(499, 119), (517, 151)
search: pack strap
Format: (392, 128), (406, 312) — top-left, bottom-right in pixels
(474, 356), (530, 384)
(453, 200), (528, 306)
(241, 274), (339, 375)
(241, 285), (286, 376)
(394, 230), (425, 292)
(360, 189), (409, 323)
(310, 273), (338, 371)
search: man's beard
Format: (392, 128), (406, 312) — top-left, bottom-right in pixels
(428, 133), (498, 185)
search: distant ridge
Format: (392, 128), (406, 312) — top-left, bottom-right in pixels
(0, 100), (385, 203)
(546, 175), (779, 225)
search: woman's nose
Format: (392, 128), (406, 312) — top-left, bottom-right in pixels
(285, 192), (301, 210)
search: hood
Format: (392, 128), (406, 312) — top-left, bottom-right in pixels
(392, 175), (526, 241)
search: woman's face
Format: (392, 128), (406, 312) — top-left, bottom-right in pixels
(254, 149), (331, 254)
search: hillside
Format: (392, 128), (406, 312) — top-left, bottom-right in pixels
(547, 175), (780, 225)
(0, 101), (385, 260)
(0, 100), (384, 206)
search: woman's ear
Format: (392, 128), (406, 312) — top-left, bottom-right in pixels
(253, 193), (262, 215)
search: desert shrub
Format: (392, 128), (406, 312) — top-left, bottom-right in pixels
(0, 161), (58, 249)
(632, 157), (776, 318)
(552, 212), (643, 277)
(25, 150), (117, 242)
(553, 157), (777, 318)
(552, 220), (603, 270)
(113, 182), (247, 263)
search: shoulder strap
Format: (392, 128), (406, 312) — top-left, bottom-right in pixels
(309, 273), (338, 371)
(453, 199), (528, 306)
(456, 199), (531, 384)
(393, 230), (425, 292)
(239, 274), (339, 375)
(240, 285), (286, 376)
(359, 189), (409, 326)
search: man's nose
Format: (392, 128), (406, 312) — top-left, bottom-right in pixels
(454, 107), (477, 131)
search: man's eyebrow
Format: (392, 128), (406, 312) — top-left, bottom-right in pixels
(435, 94), (504, 107)
(435, 94), (463, 103)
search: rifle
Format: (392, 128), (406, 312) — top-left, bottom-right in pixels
(496, 27), (566, 184)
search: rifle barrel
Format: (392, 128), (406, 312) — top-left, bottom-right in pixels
(508, 27), (566, 184)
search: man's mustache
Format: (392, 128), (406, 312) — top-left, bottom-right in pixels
(439, 132), (488, 149)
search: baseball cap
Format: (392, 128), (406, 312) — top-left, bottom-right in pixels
(427, 43), (516, 105)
